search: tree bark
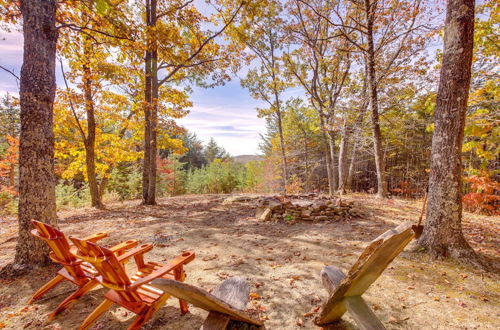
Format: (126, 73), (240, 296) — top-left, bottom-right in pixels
(365, 3), (388, 198)
(326, 129), (338, 191)
(301, 128), (310, 192)
(319, 113), (335, 195)
(146, 0), (158, 205)
(337, 117), (350, 194)
(418, 0), (476, 260)
(147, 42), (158, 205)
(276, 105), (288, 194)
(347, 138), (357, 191)
(82, 36), (104, 209)
(9, 163), (15, 187)
(142, 0), (153, 204)
(15, 0), (58, 267)
(143, 0), (158, 205)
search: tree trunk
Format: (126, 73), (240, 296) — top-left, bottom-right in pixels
(82, 36), (104, 209)
(418, 0), (476, 260)
(147, 45), (158, 205)
(15, 0), (58, 267)
(319, 114), (334, 195)
(143, 0), (158, 205)
(337, 117), (350, 194)
(302, 128), (309, 192)
(365, 10), (388, 198)
(9, 163), (15, 187)
(326, 130), (338, 191)
(274, 94), (288, 195)
(142, 0), (152, 204)
(347, 139), (357, 191)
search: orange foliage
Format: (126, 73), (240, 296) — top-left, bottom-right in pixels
(463, 172), (500, 215)
(285, 174), (303, 194)
(391, 180), (420, 198)
(0, 136), (19, 188)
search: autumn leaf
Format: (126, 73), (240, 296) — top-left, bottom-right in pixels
(249, 292), (261, 300)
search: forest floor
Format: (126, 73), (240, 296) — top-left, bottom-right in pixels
(0, 193), (499, 330)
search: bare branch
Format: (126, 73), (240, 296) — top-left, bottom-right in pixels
(156, 0), (194, 19)
(0, 65), (20, 83)
(58, 57), (87, 142)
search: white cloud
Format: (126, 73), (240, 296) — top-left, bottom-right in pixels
(177, 103), (267, 156)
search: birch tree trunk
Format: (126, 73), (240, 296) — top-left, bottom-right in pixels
(302, 128), (310, 192)
(418, 0), (477, 260)
(337, 117), (350, 194)
(326, 130), (339, 191)
(319, 114), (335, 195)
(276, 108), (288, 194)
(15, 0), (58, 267)
(347, 139), (357, 191)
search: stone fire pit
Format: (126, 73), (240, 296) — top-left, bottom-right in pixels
(255, 195), (355, 222)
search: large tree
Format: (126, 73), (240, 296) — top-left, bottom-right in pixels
(284, 0), (352, 194)
(418, 0), (476, 259)
(300, 0), (432, 197)
(137, 0), (246, 205)
(15, 0), (58, 267)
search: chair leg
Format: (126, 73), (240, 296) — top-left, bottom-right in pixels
(48, 279), (99, 320)
(127, 307), (154, 330)
(127, 293), (170, 330)
(78, 299), (114, 330)
(28, 274), (65, 304)
(174, 267), (189, 315)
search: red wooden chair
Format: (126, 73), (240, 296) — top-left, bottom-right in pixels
(29, 220), (138, 319)
(69, 236), (195, 330)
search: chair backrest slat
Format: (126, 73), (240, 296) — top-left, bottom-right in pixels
(31, 220), (85, 280)
(70, 237), (141, 303)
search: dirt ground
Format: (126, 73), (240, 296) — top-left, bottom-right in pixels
(0, 193), (499, 330)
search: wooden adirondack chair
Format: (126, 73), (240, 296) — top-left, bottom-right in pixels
(151, 277), (264, 330)
(315, 222), (418, 330)
(69, 236), (195, 330)
(29, 220), (138, 319)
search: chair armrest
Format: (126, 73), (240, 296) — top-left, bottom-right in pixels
(109, 239), (139, 255)
(117, 243), (154, 263)
(130, 251), (195, 290)
(82, 232), (108, 243)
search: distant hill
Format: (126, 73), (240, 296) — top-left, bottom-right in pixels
(232, 154), (264, 164)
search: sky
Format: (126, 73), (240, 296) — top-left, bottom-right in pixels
(0, 30), (269, 156)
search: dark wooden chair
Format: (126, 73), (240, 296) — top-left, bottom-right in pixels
(69, 236), (195, 330)
(29, 220), (138, 319)
(152, 276), (264, 330)
(315, 222), (417, 330)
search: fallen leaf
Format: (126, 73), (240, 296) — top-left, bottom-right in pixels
(216, 272), (229, 280)
(303, 306), (320, 317)
(249, 292), (261, 300)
